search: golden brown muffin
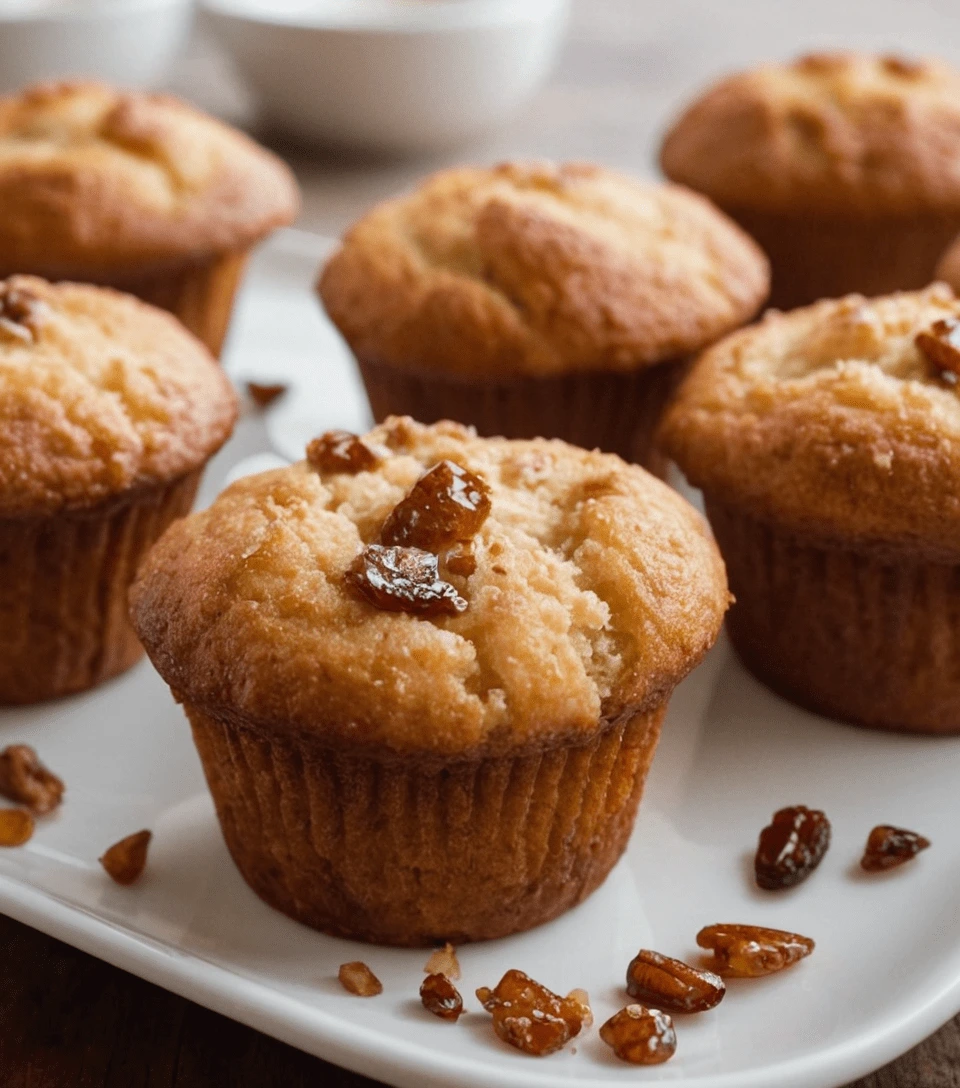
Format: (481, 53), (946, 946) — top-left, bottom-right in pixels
(0, 81), (300, 355)
(660, 284), (960, 733)
(318, 161), (768, 473)
(661, 52), (960, 308)
(0, 275), (238, 704)
(130, 417), (728, 945)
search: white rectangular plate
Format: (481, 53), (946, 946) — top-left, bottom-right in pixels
(2, 230), (959, 1088)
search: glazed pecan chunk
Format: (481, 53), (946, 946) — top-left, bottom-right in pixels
(0, 745), (64, 815)
(424, 942), (461, 980)
(861, 825), (930, 871)
(599, 1005), (677, 1065)
(916, 318), (960, 379)
(338, 961), (383, 996)
(307, 430), (378, 473)
(381, 460), (491, 551)
(0, 808), (34, 847)
(99, 830), (152, 886)
(0, 284), (46, 343)
(346, 544), (467, 616)
(420, 973), (464, 1021)
(626, 949), (725, 1013)
(246, 381), (288, 408)
(697, 924), (815, 978)
(477, 969), (589, 1057)
(755, 805), (831, 890)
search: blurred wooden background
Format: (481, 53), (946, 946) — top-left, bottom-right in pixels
(3, 1), (959, 1085)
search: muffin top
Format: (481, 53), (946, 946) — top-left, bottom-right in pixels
(317, 161), (769, 380)
(0, 81), (299, 273)
(660, 285), (960, 557)
(0, 275), (238, 517)
(661, 53), (960, 216)
(130, 417), (728, 758)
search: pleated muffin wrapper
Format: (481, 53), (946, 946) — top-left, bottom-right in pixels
(0, 470), (202, 706)
(357, 356), (687, 478)
(727, 208), (960, 311)
(707, 496), (960, 734)
(185, 698), (667, 946)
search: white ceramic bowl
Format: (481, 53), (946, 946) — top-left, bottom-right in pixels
(0, 0), (194, 95)
(201, 0), (570, 151)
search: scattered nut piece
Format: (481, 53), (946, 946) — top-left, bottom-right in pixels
(346, 544), (467, 617)
(477, 969), (588, 1057)
(424, 942), (460, 980)
(246, 381), (288, 408)
(916, 318), (960, 379)
(0, 745), (64, 815)
(599, 1005), (677, 1065)
(0, 807), (34, 847)
(420, 973), (464, 1021)
(697, 924), (815, 978)
(755, 805), (831, 890)
(0, 284), (46, 344)
(861, 825), (931, 872)
(99, 830), (152, 885)
(565, 988), (593, 1029)
(444, 542), (477, 578)
(307, 430), (378, 474)
(381, 460), (491, 552)
(626, 949), (725, 1013)
(338, 961), (382, 997)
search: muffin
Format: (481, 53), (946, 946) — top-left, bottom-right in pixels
(661, 53), (960, 309)
(0, 81), (299, 356)
(130, 417), (728, 945)
(317, 161), (769, 474)
(0, 275), (238, 704)
(659, 285), (960, 733)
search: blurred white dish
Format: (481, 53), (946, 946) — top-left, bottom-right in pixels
(202, 0), (570, 151)
(0, 0), (193, 95)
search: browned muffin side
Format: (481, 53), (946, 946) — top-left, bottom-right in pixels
(131, 417), (728, 944)
(661, 53), (960, 307)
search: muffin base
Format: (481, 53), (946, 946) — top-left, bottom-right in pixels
(357, 356), (686, 475)
(707, 497), (960, 734)
(186, 702), (666, 946)
(0, 471), (201, 705)
(726, 209), (960, 310)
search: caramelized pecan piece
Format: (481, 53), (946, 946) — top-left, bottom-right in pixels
(246, 381), (287, 408)
(599, 1005), (677, 1065)
(338, 961), (382, 996)
(0, 284), (46, 343)
(424, 942), (461, 980)
(0, 808), (34, 847)
(381, 460), (491, 551)
(420, 973), (463, 1021)
(861, 825), (930, 871)
(626, 949), (725, 1013)
(100, 830), (152, 885)
(697, 924), (815, 978)
(755, 805), (830, 890)
(0, 745), (64, 815)
(346, 544), (467, 616)
(916, 318), (960, 379)
(477, 969), (588, 1056)
(307, 430), (378, 474)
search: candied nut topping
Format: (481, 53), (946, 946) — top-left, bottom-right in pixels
(346, 544), (467, 616)
(420, 973), (464, 1021)
(0, 745), (64, 816)
(697, 924), (815, 978)
(599, 1005), (677, 1066)
(916, 318), (960, 380)
(380, 460), (491, 552)
(246, 381), (287, 408)
(477, 969), (588, 1057)
(626, 949), (725, 1013)
(307, 430), (378, 474)
(0, 284), (46, 344)
(443, 542), (477, 578)
(338, 961), (383, 997)
(424, 942), (461, 980)
(755, 805), (831, 890)
(99, 830), (152, 885)
(565, 988), (593, 1029)
(861, 825), (931, 872)
(0, 807), (34, 847)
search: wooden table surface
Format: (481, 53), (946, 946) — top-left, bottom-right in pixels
(4, 1), (960, 1084)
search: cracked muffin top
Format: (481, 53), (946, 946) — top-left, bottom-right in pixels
(0, 275), (238, 517)
(130, 417), (728, 757)
(660, 285), (960, 557)
(661, 53), (960, 217)
(317, 161), (769, 380)
(0, 81), (299, 273)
